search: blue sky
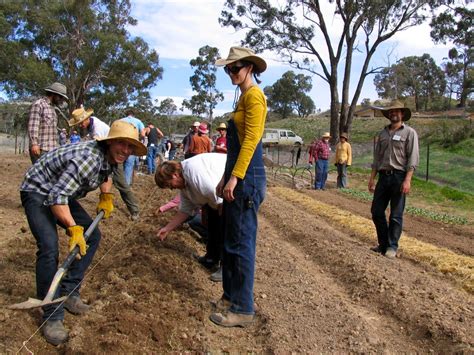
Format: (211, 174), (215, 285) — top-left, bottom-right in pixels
(129, 0), (453, 116)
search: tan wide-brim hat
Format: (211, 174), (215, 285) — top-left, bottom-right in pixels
(191, 121), (200, 127)
(216, 122), (227, 130)
(68, 107), (94, 127)
(340, 132), (349, 140)
(215, 46), (267, 73)
(96, 121), (147, 156)
(322, 132), (331, 139)
(44, 82), (69, 100)
(372, 99), (411, 121)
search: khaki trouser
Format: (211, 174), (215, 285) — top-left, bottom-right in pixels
(112, 164), (139, 215)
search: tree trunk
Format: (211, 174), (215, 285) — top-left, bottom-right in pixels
(329, 77), (340, 144)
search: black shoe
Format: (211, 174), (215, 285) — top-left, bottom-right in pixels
(370, 245), (384, 254)
(193, 253), (217, 270)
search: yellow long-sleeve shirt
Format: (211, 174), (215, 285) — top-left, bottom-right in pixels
(231, 86), (267, 179)
(334, 141), (352, 166)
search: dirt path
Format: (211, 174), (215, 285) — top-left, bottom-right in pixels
(0, 153), (472, 353)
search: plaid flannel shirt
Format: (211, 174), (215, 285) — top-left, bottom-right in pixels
(20, 141), (112, 206)
(28, 97), (59, 151)
(309, 139), (330, 162)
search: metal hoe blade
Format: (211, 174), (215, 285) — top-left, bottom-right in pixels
(8, 211), (104, 310)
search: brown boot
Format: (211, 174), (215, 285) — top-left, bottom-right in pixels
(211, 297), (232, 312)
(209, 311), (254, 327)
(64, 296), (90, 315)
(42, 320), (68, 345)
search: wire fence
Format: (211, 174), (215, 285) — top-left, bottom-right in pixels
(264, 140), (473, 193)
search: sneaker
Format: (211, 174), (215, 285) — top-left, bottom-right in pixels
(211, 297), (232, 312)
(42, 320), (69, 345)
(130, 213), (140, 221)
(210, 266), (222, 282)
(209, 311), (254, 328)
(385, 248), (397, 259)
(64, 295), (90, 315)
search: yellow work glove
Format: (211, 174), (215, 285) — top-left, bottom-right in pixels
(97, 192), (114, 218)
(66, 225), (86, 259)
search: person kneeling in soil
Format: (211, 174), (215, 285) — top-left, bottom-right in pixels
(19, 121), (146, 346)
(154, 153), (226, 281)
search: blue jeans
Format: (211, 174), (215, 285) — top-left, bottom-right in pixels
(146, 145), (158, 174)
(371, 171), (406, 252)
(123, 155), (136, 185)
(20, 191), (101, 321)
(336, 163), (348, 188)
(315, 159), (329, 189)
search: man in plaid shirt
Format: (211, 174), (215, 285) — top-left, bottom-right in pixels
(19, 121), (146, 346)
(28, 82), (69, 163)
(309, 132), (332, 190)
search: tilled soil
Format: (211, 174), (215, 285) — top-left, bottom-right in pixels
(0, 153), (472, 353)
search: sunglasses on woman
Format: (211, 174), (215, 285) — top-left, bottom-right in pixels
(224, 64), (248, 75)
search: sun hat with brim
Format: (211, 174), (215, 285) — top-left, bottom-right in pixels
(96, 120), (147, 156)
(371, 99), (411, 121)
(68, 107), (94, 127)
(322, 132), (331, 139)
(215, 46), (267, 73)
(44, 82), (68, 100)
(340, 132), (349, 140)
(191, 121), (200, 127)
(216, 122), (227, 130)
(198, 123), (209, 134)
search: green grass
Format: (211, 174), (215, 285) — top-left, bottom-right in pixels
(339, 187), (469, 225)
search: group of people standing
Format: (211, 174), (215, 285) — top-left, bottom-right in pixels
(18, 44), (419, 346)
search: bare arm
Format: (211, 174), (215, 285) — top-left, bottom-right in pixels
(50, 205), (76, 228)
(156, 211), (190, 241)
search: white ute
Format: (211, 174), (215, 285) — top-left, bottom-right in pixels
(262, 128), (303, 146)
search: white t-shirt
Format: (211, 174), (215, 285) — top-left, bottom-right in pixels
(90, 116), (110, 139)
(179, 153), (226, 215)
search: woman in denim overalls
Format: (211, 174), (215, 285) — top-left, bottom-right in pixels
(211, 47), (267, 327)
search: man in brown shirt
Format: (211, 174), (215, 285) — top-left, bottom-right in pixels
(368, 99), (419, 259)
(188, 122), (212, 156)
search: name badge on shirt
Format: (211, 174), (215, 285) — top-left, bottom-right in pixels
(150, 143), (155, 147)
(392, 135), (401, 141)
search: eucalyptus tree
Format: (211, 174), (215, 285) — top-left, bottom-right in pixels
(374, 54), (446, 110)
(430, 3), (473, 107)
(0, 0), (163, 117)
(182, 45), (224, 120)
(264, 70), (315, 118)
(220, 0), (433, 138)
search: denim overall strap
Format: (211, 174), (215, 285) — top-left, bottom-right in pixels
(222, 118), (266, 315)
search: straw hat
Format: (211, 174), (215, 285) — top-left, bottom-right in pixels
(68, 107), (94, 127)
(44, 82), (68, 100)
(216, 122), (227, 130)
(198, 123), (209, 134)
(340, 132), (349, 140)
(215, 47), (267, 73)
(322, 132), (331, 139)
(372, 99), (411, 121)
(96, 121), (147, 156)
